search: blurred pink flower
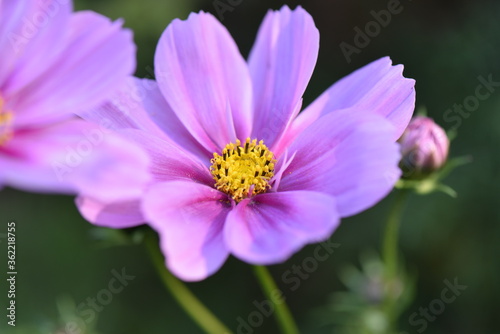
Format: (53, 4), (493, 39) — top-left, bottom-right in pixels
(78, 6), (415, 281)
(0, 0), (150, 200)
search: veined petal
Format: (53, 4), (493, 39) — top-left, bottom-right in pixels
(155, 11), (252, 152)
(75, 196), (144, 228)
(290, 57), (415, 143)
(143, 181), (231, 281)
(77, 78), (165, 137)
(279, 109), (401, 217)
(119, 129), (213, 185)
(10, 11), (136, 126)
(0, 118), (150, 201)
(78, 77), (210, 162)
(224, 191), (339, 264)
(248, 5), (319, 149)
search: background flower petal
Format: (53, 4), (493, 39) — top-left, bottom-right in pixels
(0, 0), (71, 92)
(224, 191), (339, 264)
(0, 118), (150, 201)
(248, 5), (319, 149)
(279, 109), (401, 217)
(75, 196), (144, 228)
(155, 11), (252, 152)
(9, 11), (136, 126)
(143, 181), (231, 281)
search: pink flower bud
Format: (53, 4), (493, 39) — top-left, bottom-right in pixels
(399, 116), (449, 177)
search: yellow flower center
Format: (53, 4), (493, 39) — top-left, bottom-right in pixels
(210, 138), (277, 203)
(0, 97), (14, 146)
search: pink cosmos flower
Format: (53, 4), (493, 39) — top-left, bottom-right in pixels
(77, 6), (415, 281)
(0, 0), (150, 200)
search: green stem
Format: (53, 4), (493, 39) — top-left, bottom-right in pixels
(382, 190), (409, 329)
(253, 266), (299, 334)
(145, 232), (233, 334)
(382, 190), (409, 279)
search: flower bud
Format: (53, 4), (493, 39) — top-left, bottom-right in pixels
(399, 116), (449, 178)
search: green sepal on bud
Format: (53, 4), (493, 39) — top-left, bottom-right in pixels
(396, 156), (472, 197)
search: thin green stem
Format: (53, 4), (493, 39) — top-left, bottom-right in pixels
(382, 190), (409, 279)
(253, 266), (299, 334)
(382, 189), (409, 330)
(145, 232), (233, 334)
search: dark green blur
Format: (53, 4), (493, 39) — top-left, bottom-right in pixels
(1, 0), (499, 333)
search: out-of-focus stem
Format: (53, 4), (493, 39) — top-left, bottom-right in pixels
(382, 190), (409, 330)
(145, 231), (233, 334)
(253, 265), (299, 334)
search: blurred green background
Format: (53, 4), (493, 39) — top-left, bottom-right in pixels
(1, 0), (499, 333)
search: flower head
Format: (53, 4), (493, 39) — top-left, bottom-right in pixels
(399, 116), (449, 178)
(78, 6), (415, 281)
(0, 0), (150, 200)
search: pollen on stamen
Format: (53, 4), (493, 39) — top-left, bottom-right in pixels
(210, 138), (277, 203)
(0, 97), (14, 146)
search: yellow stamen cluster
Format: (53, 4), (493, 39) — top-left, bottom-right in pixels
(210, 138), (276, 203)
(0, 97), (13, 146)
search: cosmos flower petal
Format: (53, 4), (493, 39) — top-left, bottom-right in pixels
(155, 11), (252, 152)
(77, 78), (165, 137)
(143, 181), (231, 282)
(285, 57), (415, 147)
(119, 128), (213, 185)
(279, 109), (401, 217)
(0, 118), (150, 201)
(248, 5), (319, 149)
(0, 0), (72, 92)
(11, 11), (136, 126)
(224, 191), (339, 264)
(75, 196), (144, 228)
(77, 77), (210, 162)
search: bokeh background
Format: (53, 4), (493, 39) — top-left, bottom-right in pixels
(1, 0), (499, 333)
